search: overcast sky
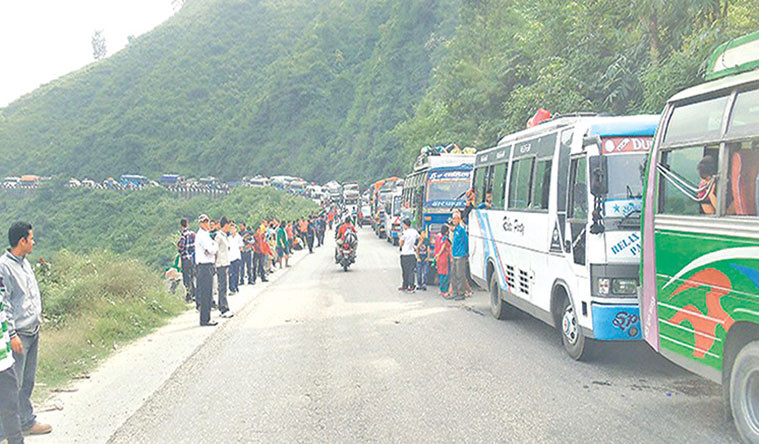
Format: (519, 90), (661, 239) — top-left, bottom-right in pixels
(0, 0), (175, 107)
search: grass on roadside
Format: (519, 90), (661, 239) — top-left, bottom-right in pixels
(33, 250), (187, 400)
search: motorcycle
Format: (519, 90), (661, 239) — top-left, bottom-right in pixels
(335, 229), (358, 272)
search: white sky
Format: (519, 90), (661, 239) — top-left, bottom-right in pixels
(0, 0), (176, 107)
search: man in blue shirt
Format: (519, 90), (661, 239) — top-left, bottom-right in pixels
(450, 210), (469, 301)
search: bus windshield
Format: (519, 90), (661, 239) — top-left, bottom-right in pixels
(425, 170), (471, 205)
(604, 153), (647, 219)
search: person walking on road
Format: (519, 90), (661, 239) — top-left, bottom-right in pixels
(214, 217), (233, 318)
(177, 218), (196, 306)
(398, 219), (419, 293)
(228, 222), (242, 295)
(450, 210), (469, 301)
(195, 215), (218, 326)
(434, 225), (452, 298)
(0, 222), (52, 439)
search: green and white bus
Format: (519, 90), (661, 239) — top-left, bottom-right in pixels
(639, 32), (759, 442)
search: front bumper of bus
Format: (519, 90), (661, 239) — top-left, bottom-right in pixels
(590, 303), (642, 341)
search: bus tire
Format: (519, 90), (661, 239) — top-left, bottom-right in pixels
(730, 340), (759, 443)
(489, 273), (508, 320)
(559, 296), (588, 361)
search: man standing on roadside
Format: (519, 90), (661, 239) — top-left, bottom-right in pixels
(195, 215), (218, 326)
(306, 217), (316, 254)
(450, 210), (469, 301)
(228, 222), (242, 295)
(214, 218), (233, 318)
(239, 222), (252, 286)
(0, 222), (52, 437)
(252, 223), (268, 284)
(177, 218), (196, 306)
(276, 221), (289, 268)
(398, 219), (419, 293)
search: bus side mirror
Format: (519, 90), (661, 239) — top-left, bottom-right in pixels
(589, 156), (608, 197)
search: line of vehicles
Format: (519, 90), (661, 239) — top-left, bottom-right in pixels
(365, 32), (759, 442)
(3, 172), (361, 204)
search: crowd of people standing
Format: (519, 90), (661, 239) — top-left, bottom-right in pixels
(177, 211), (334, 327)
(398, 189), (478, 301)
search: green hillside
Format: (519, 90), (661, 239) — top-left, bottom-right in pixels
(0, 0), (456, 184)
(1, 0), (757, 184)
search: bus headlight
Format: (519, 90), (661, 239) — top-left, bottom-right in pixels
(598, 278), (610, 295)
(612, 278), (638, 295)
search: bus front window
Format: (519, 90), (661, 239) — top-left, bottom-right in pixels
(426, 179), (471, 204)
(604, 154), (647, 220)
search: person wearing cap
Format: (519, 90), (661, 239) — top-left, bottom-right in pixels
(195, 215), (218, 326)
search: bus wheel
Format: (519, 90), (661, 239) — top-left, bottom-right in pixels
(730, 340), (759, 442)
(560, 297), (587, 361)
(489, 273), (508, 320)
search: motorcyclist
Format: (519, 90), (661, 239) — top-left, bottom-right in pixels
(336, 216), (356, 241)
(335, 216), (358, 265)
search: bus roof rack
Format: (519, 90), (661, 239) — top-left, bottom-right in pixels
(538, 112), (599, 126)
(706, 31), (759, 81)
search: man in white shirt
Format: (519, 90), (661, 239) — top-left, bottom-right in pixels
(228, 223), (243, 295)
(195, 214), (218, 326)
(215, 217), (233, 318)
(398, 219), (419, 293)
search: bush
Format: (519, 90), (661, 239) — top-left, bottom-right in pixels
(35, 250), (187, 393)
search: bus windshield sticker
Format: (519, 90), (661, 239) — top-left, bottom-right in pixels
(604, 198), (642, 217)
(601, 137), (652, 154)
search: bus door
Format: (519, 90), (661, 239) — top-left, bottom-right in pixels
(566, 155), (591, 297)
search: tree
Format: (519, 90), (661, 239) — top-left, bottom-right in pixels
(91, 30), (107, 61)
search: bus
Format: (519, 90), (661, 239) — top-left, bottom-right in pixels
(639, 32), (759, 442)
(383, 189), (404, 246)
(402, 153), (474, 237)
(120, 174), (148, 187)
(469, 113), (658, 360)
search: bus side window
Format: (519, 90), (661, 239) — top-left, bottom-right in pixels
(474, 167), (487, 203)
(492, 162), (508, 209)
(569, 157), (587, 265)
(727, 141), (759, 217)
(531, 159), (552, 210)
(658, 145), (720, 216)
(726, 88), (759, 217)
(508, 158), (535, 209)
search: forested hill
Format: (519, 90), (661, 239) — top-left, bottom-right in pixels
(1, 0), (757, 184)
(0, 0), (457, 183)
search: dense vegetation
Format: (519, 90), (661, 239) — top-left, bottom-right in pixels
(0, 186), (318, 268)
(0, 0), (757, 185)
(35, 251), (186, 395)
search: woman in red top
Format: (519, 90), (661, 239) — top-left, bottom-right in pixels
(434, 225), (452, 298)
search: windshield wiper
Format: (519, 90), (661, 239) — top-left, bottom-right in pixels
(616, 209), (641, 228)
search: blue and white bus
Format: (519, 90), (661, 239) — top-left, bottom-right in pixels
(402, 154), (474, 238)
(469, 114), (658, 359)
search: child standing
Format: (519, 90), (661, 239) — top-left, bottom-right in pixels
(434, 225), (452, 298)
(415, 230), (431, 291)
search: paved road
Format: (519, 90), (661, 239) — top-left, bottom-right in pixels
(110, 229), (739, 443)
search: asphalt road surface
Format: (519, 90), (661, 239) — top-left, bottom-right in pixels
(109, 228), (739, 443)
